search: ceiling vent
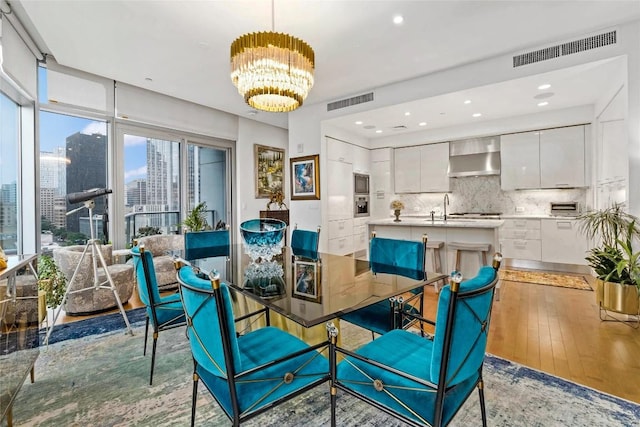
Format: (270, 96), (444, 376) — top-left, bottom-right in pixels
(513, 30), (616, 67)
(327, 92), (374, 111)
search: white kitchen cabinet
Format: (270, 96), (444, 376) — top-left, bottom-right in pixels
(371, 159), (392, 218)
(499, 219), (541, 261)
(353, 145), (371, 174)
(327, 138), (353, 164)
(541, 219), (588, 265)
(600, 120), (627, 183)
(539, 126), (585, 188)
(328, 235), (354, 256)
(327, 160), (353, 221)
(394, 143), (449, 193)
(371, 147), (391, 162)
(394, 146), (421, 193)
(500, 131), (540, 190)
(420, 142), (450, 192)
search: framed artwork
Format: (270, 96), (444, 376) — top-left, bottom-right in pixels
(254, 144), (285, 198)
(292, 260), (321, 302)
(290, 154), (320, 200)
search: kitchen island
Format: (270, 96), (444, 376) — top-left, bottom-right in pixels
(368, 217), (503, 284)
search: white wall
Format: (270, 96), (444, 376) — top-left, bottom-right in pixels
(235, 117), (288, 242)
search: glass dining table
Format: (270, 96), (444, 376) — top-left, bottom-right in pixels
(176, 245), (447, 338)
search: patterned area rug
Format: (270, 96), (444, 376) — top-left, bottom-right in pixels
(9, 322), (639, 426)
(500, 269), (592, 291)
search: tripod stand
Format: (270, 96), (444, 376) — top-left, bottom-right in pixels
(44, 199), (133, 345)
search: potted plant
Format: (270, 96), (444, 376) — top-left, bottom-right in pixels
(578, 203), (640, 317)
(182, 202), (212, 232)
(37, 254), (67, 309)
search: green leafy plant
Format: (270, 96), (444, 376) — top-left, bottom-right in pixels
(135, 226), (162, 238)
(182, 202), (211, 232)
(37, 254), (67, 308)
(578, 205), (640, 290)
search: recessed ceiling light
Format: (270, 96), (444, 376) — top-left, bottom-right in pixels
(355, 120), (363, 125)
(145, 77), (153, 82)
(404, 112), (411, 116)
(538, 84), (551, 90)
(418, 122), (427, 126)
(537, 101), (549, 107)
(375, 130), (383, 134)
(464, 100), (472, 104)
(472, 113), (482, 117)
(247, 110), (258, 116)
(393, 15), (404, 25)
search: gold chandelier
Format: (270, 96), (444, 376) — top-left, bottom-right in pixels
(230, 3), (315, 113)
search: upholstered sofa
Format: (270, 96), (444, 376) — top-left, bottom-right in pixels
(53, 244), (135, 315)
(132, 234), (184, 291)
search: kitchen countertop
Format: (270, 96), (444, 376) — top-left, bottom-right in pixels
(368, 217), (503, 228)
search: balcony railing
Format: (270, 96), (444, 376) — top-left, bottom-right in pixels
(124, 209), (216, 245)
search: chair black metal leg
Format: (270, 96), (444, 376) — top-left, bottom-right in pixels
(191, 372), (198, 427)
(143, 316), (149, 356)
(149, 331), (158, 385)
(478, 380), (487, 427)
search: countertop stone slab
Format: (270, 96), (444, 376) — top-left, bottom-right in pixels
(368, 217), (503, 228)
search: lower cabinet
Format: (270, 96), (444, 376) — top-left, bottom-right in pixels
(540, 219), (588, 265)
(500, 218), (588, 266)
(499, 219), (541, 261)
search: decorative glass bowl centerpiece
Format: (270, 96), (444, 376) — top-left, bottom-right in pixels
(240, 218), (287, 261)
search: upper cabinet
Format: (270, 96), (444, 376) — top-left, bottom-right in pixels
(500, 131), (540, 190)
(394, 146), (421, 193)
(352, 144), (370, 174)
(394, 142), (449, 193)
(327, 138), (353, 164)
(539, 126), (586, 189)
(420, 143), (450, 192)
(500, 125), (587, 190)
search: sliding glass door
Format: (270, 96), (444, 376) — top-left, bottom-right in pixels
(117, 125), (232, 249)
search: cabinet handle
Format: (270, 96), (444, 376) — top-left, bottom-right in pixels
(338, 157), (345, 162)
(514, 230), (526, 238)
(515, 240), (527, 249)
(555, 183), (570, 187)
(556, 221), (572, 229)
(514, 220), (527, 228)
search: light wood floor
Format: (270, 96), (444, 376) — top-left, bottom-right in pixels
(52, 274), (640, 404)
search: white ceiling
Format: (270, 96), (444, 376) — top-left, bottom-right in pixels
(11, 1), (640, 133)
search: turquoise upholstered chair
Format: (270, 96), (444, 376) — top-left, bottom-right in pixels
(184, 228), (230, 261)
(130, 244), (186, 385)
(184, 227), (231, 277)
(177, 267), (329, 426)
(340, 233), (428, 337)
(329, 254), (502, 427)
(290, 225), (320, 260)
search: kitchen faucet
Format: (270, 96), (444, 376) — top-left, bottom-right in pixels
(443, 194), (450, 221)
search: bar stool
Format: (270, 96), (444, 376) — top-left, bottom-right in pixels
(448, 241), (491, 271)
(426, 240), (445, 292)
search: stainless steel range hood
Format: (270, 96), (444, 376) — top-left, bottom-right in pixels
(448, 136), (500, 177)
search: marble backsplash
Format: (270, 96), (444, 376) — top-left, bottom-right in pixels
(392, 176), (587, 217)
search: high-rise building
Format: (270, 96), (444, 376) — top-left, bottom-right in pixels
(126, 179), (147, 207)
(65, 132), (107, 232)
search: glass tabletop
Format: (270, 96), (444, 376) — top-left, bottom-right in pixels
(176, 245), (447, 328)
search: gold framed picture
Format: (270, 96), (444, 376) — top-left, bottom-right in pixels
(254, 144), (285, 198)
(292, 259), (321, 302)
(290, 154), (320, 200)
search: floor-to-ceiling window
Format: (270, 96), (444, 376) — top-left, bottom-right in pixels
(38, 111), (108, 253)
(122, 131), (181, 243)
(0, 92), (20, 255)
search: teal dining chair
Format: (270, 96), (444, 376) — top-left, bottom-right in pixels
(184, 227), (230, 278)
(290, 224), (321, 260)
(340, 232), (428, 338)
(176, 266), (329, 426)
(329, 254), (503, 427)
(130, 244), (186, 385)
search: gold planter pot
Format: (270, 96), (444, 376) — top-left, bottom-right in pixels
(595, 278), (640, 315)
